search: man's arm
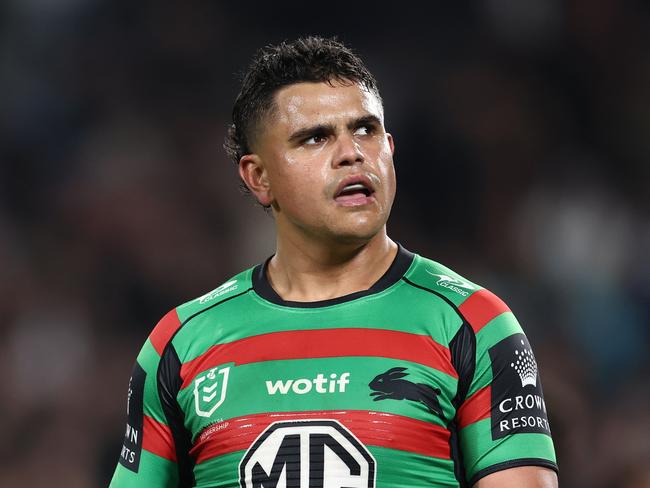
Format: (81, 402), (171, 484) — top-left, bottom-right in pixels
(450, 286), (558, 484)
(475, 466), (558, 487)
(110, 310), (182, 487)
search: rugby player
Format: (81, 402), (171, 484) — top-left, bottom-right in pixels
(110, 36), (559, 487)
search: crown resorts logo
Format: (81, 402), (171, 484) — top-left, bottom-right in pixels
(510, 339), (538, 388)
(489, 333), (551, 440)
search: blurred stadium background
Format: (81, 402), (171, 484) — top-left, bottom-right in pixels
(1, 1), (649, 486)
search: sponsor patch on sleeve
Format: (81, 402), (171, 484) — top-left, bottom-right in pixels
(118, 362), (146, 472)
(488, 333), (552, 440)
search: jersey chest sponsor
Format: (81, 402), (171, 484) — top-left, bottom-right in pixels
(239, 419), (375, 488)
(190, 367), (352, 420)
(265, 372), (350, 395)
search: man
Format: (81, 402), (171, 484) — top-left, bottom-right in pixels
(110, 37), (558, 487)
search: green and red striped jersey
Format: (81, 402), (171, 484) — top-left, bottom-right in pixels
(110, 246), (557, 487)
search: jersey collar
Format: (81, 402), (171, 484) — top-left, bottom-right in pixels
(252, 244), (414, 308)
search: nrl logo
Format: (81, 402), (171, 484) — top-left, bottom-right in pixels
(194, 366), (231, 418)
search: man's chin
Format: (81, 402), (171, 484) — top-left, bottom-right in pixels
(321, 222), (387, 246)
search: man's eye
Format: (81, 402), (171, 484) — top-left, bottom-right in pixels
(354, 125), (373, 136)
(304, 135), (326, 145)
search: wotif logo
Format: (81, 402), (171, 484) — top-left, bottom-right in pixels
(198, 280), (238, 304)
(426, 270), (475, 297)
(266, 372), (350, 395)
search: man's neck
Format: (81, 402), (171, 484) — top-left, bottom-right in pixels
(267, 231), (398, 303)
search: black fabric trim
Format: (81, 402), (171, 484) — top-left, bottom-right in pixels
(448, 421), (468, 488)
(154, 288), (250, 487)
(252, 244), (415, 308)
(469, 459), (559, 486)
(449, 322), (476, 409)
(448, 323), (476, 486)
(158, 345), (195, 487)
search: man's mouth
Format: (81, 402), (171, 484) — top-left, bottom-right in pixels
(334, 176), (376, 206)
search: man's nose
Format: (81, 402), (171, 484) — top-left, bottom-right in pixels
(332, 133), (364, 168)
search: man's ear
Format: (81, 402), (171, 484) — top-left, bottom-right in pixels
(386, 133), (395, 155)
(239, 154), (273, 207)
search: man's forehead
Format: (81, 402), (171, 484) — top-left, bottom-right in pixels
(272, 81), (384, 125)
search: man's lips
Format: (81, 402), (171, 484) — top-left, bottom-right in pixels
(333, 174), (377, 206)
(334, 174), (376, 198)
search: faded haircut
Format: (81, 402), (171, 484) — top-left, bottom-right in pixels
(224, 36), (382, 167)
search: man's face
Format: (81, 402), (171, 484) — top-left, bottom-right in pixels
(244, 80), (396, 245)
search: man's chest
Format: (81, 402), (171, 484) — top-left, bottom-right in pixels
(177, 352), (460, 487)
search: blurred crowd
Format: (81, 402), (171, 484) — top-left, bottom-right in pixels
(0, 1), (648, 486)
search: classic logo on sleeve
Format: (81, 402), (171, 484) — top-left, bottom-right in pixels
(197, 280), (239, 304)
(488, 333), (551, 440)
(119, 362), (146, 472)
(239, 420), (375, 488)
(425, 270), (475, 297)
(194, 365), (231, 417)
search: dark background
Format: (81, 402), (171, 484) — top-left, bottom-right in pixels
(1, 1), (649, 486)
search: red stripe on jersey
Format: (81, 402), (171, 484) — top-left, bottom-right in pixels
(180, 328), (455, 389)
(457, 386), (491, 429)
(458, 289), (510, 334)
(143, 415), (177, 462)
(190, 410), (450, 464)
(149, 309), (182, 356)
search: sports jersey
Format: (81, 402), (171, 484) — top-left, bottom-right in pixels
(109, 246), (557, 487)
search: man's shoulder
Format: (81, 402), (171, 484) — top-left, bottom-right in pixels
(175, 266), (255, 321)
(144, 266), (256, 356)
(405, 254), (482, 305)
(406, 252), (513, 334)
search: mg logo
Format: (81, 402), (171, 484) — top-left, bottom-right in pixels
(193, 366), (230, 418)
(239, 420), (375, 488)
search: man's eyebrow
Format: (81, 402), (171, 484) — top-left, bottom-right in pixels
(287, 123), (336, 144)
(347, 114), (382, 130)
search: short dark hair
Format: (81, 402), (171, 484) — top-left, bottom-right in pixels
(224, 36), (381, 166)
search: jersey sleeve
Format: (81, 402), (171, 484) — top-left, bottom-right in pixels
(109, 310), (182, 487)
(454, 288), (558, 485)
